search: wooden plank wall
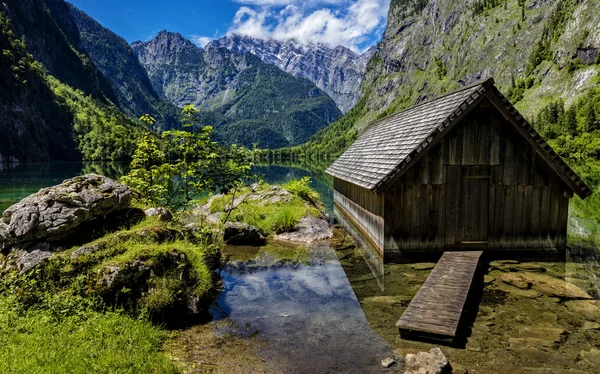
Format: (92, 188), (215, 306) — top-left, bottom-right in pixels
(333, 178), (385, 254)
(382, 100), (570, 254)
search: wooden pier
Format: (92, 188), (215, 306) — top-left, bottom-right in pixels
(396, 251), (483, 340)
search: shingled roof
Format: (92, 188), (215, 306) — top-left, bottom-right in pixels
(326, 78), (592, 198)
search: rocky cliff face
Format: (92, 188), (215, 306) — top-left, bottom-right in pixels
(299, 0), (600, 157)
(211, 35), (375, 113)
(66, 5), (179, 128)
(132, 31), (342, 148)
(362, 0), (600, 124)
(1, 0), (117, 103)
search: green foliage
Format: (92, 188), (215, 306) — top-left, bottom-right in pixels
(534, 87), (600, 163)
(216, 185), (317, 236)
(433, 56), (448, 80)
(470, 0), (503, 16)
(507, 75), (536, 104)
(204, 56), (342, 149)
(269, 206), (301, 234)
(0, 11), (143, 162)
(48, 76), (144, 161)
(264, 96), (366, 161)
(0, 11), (77, 161)
(122, 105), (256, 210)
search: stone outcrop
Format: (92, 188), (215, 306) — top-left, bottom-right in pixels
(274, 215), (334, 244)
(404, 348), (450, 374)
(0, 174), (136, 251)
(145, 207), (173, 222)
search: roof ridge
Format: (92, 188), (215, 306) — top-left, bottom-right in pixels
(361, 77), (495, 133)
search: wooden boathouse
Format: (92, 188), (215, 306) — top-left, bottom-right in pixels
(327, 78), (592, 259)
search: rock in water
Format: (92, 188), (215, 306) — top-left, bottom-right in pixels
(404, 348), (450, 374)
(0, 174), (135, 250)
(223, 222), (265, 245)
(381, 357), (395, 368)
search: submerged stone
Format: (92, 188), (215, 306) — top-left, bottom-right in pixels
(408, 263), (436, 270)
(563, 300), (600, 319)
(381, 357), (395, 368)
(502, 272), (592, 299)
(501, 273), (532, 289)
(580, 348), (600, 366)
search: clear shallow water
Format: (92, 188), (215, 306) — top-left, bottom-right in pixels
(210, 242), (399, 373)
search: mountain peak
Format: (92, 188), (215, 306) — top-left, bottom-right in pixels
(210, 34), (373, 112)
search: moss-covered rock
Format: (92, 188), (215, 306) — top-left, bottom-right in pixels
(0, 174), (139, 251)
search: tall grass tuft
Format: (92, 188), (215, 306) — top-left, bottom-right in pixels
(283, 177), (320, 204)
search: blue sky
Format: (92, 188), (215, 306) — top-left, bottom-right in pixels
(68, 0), (390, 52)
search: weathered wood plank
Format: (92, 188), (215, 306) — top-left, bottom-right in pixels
(397, 251), (483, 339)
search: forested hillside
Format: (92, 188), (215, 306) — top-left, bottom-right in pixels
(287, 0), (600, 178)
(0, 11), (142, 162)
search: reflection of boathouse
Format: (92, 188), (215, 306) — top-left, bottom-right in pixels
(327, 78), (591, 259)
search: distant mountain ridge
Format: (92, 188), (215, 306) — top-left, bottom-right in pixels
(132, 31), (342, 148)
(210, 35), (375, 113)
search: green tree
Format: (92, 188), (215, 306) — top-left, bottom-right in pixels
(122, 105), (256, 210)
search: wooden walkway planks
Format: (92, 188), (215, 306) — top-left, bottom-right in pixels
(396, 251), (483, 338)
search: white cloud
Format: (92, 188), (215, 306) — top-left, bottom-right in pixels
(188, 34), (214, 47)
(227, 0), (389, 52)
(233, 0), (344, 6)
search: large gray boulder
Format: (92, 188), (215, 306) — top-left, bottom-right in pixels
(0, 174), (136, 251)
(404, 348), (450, 374)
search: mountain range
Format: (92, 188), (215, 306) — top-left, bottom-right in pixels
(0, 0), (354, 160)
(210, 34), (375, 113)
(132, 31), (342, 148)
(2, 0), (599, 168)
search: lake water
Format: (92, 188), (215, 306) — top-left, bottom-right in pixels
(0, 161), (334, 214)
(2, 161), (600, 373)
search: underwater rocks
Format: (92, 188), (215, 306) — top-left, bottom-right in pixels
(223, 222), (265, 245)
(501, 272), (592, 299)
(0, 174), (137, 251)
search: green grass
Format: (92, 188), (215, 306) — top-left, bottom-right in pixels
(283, 177), (320, 203)
(268, 205), (301, 234)
(227, 196), (308, 235)
(0, 299), (178, 373)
